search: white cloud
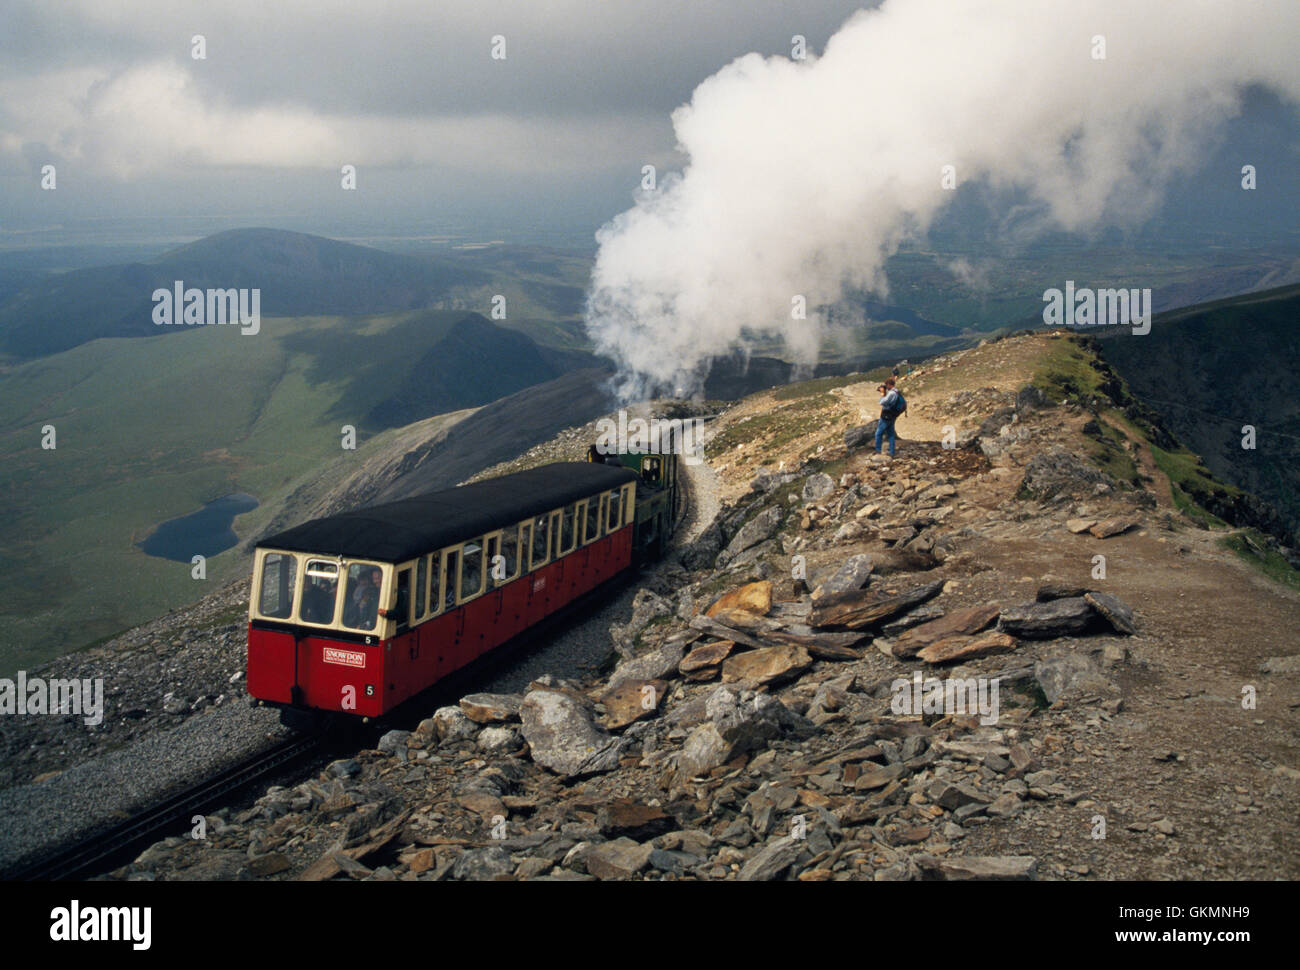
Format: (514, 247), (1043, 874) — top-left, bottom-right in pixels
(585, 0), (1300, 399)
(0, 60), (666, 178)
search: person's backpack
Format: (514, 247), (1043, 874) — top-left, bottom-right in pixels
(883, 391), (907, 420)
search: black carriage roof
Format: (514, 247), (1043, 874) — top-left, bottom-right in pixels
(258, 461), (638, 563)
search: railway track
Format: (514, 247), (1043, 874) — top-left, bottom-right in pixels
(6, 731), (328, 881)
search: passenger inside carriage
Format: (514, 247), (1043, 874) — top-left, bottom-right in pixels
(343, 565), (382, 630)
(300, 575), (337, 624)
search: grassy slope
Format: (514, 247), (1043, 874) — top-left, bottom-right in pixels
(0, 309), (507, 672)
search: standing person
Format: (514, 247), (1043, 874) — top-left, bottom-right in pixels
(875, 377), (903, 457)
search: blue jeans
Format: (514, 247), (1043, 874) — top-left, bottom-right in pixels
(875, 417), (896, 456)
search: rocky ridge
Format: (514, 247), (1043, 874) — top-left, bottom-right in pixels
(101, 334), (1300, 881)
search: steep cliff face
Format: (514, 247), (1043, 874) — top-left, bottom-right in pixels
(1096, 284), (1300, 546)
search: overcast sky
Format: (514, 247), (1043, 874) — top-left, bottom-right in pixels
(1, 0), (1296, 251)
(0, 0), (885, 244)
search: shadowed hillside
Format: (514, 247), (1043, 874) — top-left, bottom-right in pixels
(1096, 284), (1300, 543)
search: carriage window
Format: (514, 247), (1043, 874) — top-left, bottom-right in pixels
(462, 540), (483, 600)
(415, 556), (428, 619)
(499, 525), (519, 582)
(530, 514), (549, 569)
(299, 560), (339, 625)
(258, 553), (297, 619)
(343, 562), (383, 631)
(607, 490), (622, 531)
(642, 457), (661, 484)
(559, 505), (576, 554)
(395, 569), (411, 632)
(584, 497), (603, 543)
(443, 550), (459, 607)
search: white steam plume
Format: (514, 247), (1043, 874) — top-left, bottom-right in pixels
(584, 0), (1300, 400)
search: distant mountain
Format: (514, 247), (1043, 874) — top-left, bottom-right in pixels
(373, 367), (618, 502)
(0, 228), (494, 357)
(1096, 284), (1300, 542)
(365, 313), (565, 428)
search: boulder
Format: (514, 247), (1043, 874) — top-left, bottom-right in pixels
(802, 473), (836, 502)
(596, 798), (675, 841)
(891, 604), (1001, 658)
(459, 693), (522, 724)
(376, 729), (411, 755)
(717, 506), (784, 567)
(679, 640), (735, 679)
(706, 580), (773, 617)
(1090, 517), (1138, 538)
(998, 598), (1095, 638)
(452, 846), (513, 881)
(917, 631), (1017, 665)
(1084, 591), (1138, 635)
(738, 835), (803, 881)
(750, 469), (797, 495)
(476, 725), (522, 754)
(598, 678), (667, 730)
(844, 422), (880, 451)
(721, 644), (813, 687)
(519, 690), (625, 778)
(927, 781), (991, 810)
(1035, 578), (1089, 601)
(585, 838), (654, 880)
(676, 686), (812, 778)
(808, 579), (946, 630)
(880, 604), (945, 636)
(1034, 652), (1119, 706)
(608, 640), (687, 689)
(431, 706), (479, 743)
(811, 554), (875, 600)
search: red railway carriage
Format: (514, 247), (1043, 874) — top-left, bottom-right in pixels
(247, 462), (639, 721)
